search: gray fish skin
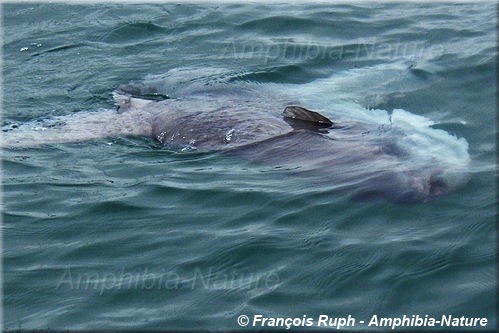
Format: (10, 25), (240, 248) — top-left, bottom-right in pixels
(115, 89), (307, 152)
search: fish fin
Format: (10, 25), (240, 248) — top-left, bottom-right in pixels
(282, 106), (334, 127)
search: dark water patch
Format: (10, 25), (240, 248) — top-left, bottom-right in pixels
(99, 21), (171, 44)
(116, 82), (171, 101)
(3, 158), (45, 176)
(30, 43), (86, 57)
(236, 16), (324, 35)
(308, 7), (373, 21)
(229, 65), (318, 84)
(429, 121), (468, 138)
(422, 27), (488, 43)
(410, 12), (466, 22)
(408, 67), (434, 80)
(2, 212), (38, 225)
(84, 200), (150, 217)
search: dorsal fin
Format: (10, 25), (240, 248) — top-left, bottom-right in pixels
(282, 106), (334, 127)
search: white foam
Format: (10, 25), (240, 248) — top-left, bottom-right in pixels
(390, 109), (470, 190)
(276, 62), (471, 191)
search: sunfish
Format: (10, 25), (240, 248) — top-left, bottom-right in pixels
(2, 83), (470, 203)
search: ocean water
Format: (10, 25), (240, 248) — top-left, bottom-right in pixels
(2, 2), (497, 331)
